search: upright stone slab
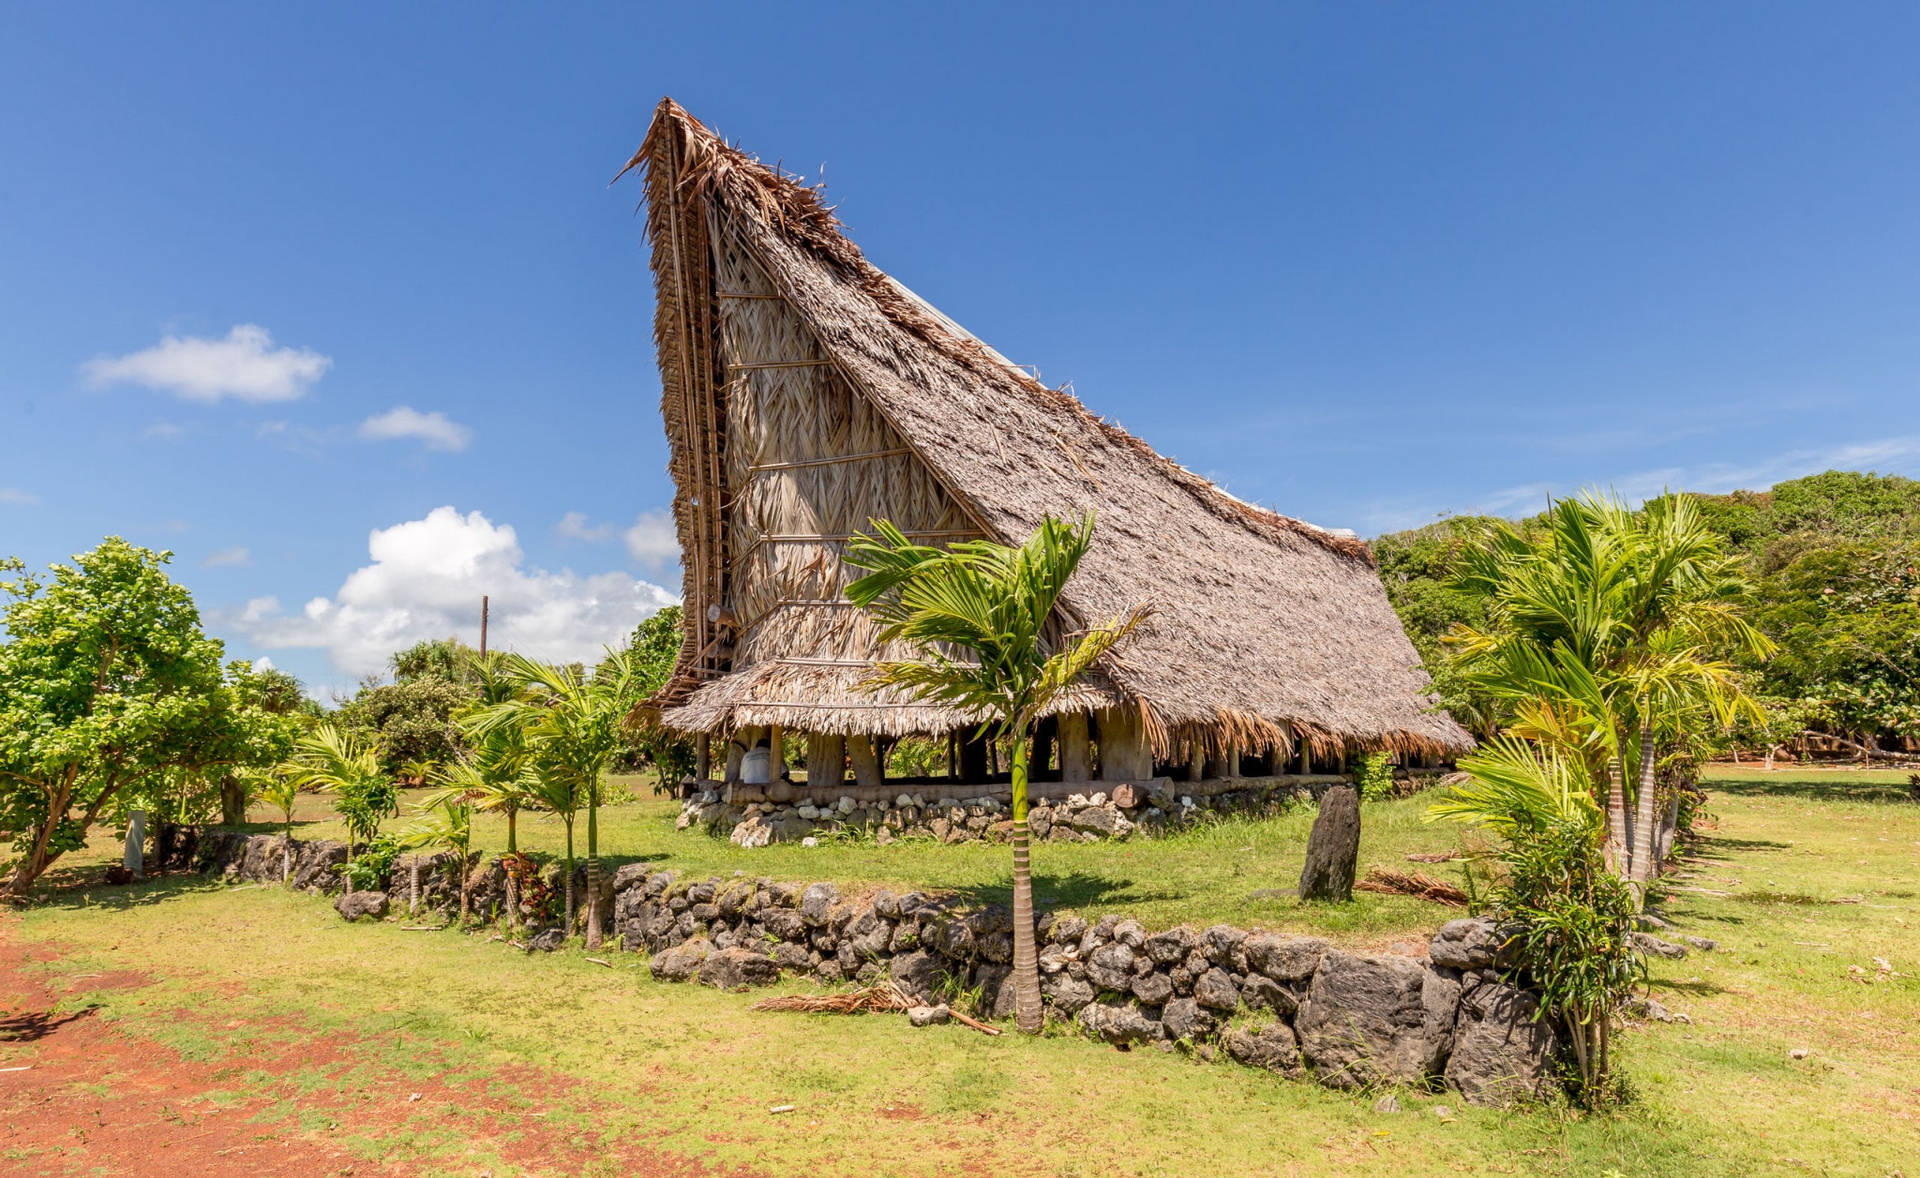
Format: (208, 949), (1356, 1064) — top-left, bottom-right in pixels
(123, 810), (146, 880)
(1297, 785), (1360, 901)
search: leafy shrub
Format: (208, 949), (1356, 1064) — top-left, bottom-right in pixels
(343, 832), (401, 892)
(1354, 752), (1395, 802)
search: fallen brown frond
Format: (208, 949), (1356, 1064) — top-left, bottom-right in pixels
(1404, 850), (1460, 864)
(1356, 867), (1470, 907)
(752, 980), (913, 1015)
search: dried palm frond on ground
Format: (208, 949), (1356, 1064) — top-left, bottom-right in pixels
(1357, 866), (1470, 907)
(753, 981), (912, 1015)
(1405, 850), (1459, 863)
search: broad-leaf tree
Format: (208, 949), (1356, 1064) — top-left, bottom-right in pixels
(1, 540), (283, 899)
(847, 513), (1150, 1034)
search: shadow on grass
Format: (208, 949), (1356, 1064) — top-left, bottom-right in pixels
(36, 868), (233, 913)
(947, 870), (1181, 912)
(1705, 775), (1913, 804)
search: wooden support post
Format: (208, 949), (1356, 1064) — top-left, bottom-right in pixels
(696, 734), (712, 783)
(1298, 744), (1310, 775)
(1060, 713), (1091, 783)
(807, 733), (846, 789)
(768, 726), (784, 779)
(1227, 748), (1242, 778)
(1097, 707), (1152, 783)
(725, 726), (760, 784)
(849, 734), (883, 790)
(1187, 738), (1204, 782)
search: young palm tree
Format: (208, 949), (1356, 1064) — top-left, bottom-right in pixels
(400, 781), (475, 922)
(287, 724), (395, 895)
(253, 768), (302, 883)
(1448, 494), (1771, 881)
(465, 650), (640, 947)
(455, 654), (535, 928)
(847, 514), (1151, 1034)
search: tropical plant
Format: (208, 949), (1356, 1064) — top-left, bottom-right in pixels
(252, 768), (302, 882)
(1446, 493), (1772, 882)
(846, 513), (1151, 1034)
(1354, 751), (1396, 802)
(1, 542), (295, 899)
(400, 778), (475, 921)
(466, 649), (642, 947)
(287, 724), (398, 894)
(618, 606), (695, 791)
(456, 652), (537, 928)
(1430, 738), (1641, 1105)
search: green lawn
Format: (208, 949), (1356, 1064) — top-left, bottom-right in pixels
(6, 766), (1917, 1175)
(206, 774), (1471, 940)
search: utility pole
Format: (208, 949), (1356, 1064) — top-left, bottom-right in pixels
(480, 595), (489, 657)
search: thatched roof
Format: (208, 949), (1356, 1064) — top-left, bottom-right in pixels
(623, 98), (1470, 758)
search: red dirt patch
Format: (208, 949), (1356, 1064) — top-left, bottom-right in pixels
(0, 929), (753, 1177)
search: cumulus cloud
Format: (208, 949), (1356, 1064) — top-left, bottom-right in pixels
(356, 406), (473, 452)
(84, 324), (330, 403)
(624, 509), (681, 574)
(223, 506), (679, 677)
(203, 546), (251, 568)
(0, 488), (37, 505)
(556, 511), (615, 542)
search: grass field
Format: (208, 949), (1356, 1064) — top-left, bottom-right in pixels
(4, 765), (1916, 1175)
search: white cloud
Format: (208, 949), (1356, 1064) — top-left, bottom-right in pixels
(223, 506), (679, 677)
(253, 655), (275, 672)
(203, 546), (251, 568)
(0, 488), (37, 506)
(557, 511), (615, 542)
(624, 509), (682, 574)
(356, 406), (473, 453)
(84, 324), (330, 403)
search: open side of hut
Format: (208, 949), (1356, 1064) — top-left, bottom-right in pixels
(622, 98), (1471, 800)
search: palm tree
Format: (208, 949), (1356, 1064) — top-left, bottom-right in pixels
(455, 653), (535, 928)
(400, 779), (475, 922)
(519, 768), (581, 931)
(1448, 494), (1772, 881)
(846, 514), (1150, 1034)
(465, 650), (640, 947)
(253, 768), (302, 883)
(287, 724), (396, 894)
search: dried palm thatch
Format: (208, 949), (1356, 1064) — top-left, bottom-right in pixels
(621, 98), (1472, 760)
(1356, 866), (1471, 907)
(752, 981), (913, 1015)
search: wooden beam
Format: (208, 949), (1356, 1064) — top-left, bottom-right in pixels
(1060, 713), (1091, 783)
(849, 734), (883, 790)
(1096, 707), (1153, 783)
(807, 732), (846, 789)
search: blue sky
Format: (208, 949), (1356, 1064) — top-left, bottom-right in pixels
(4, 3), (1918, 698)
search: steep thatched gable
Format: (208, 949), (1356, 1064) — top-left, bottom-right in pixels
(624, 98), (1469, 759)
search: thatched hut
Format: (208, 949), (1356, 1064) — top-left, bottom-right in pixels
(622, 98), (1469, 801)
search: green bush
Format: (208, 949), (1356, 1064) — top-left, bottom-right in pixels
(1354, 752), (1395, 802)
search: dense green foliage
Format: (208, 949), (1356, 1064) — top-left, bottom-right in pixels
(617, 605), (694, 789)
(0, 540), (299, 897)
(1376, 470), (1920, 754)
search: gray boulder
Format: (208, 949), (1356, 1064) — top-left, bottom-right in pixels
(334, 891), (389, 922)
(1298, 786), (1361, 901)
(1429, 916), (1511, 971)
(697, 947), (781, 991)
(649, 938), (713, 982)
(800, 882), (838, 928)
(1144, 926), (1197, 965)
(889, 949), (944, 1004)
(1161, 997), (1216, 1043)
(1131, 971), (1174, 1005)
(1201, 924), (1247, 967)
(1444, 980), (1559, 1106)
(1295, 951), (1456, 1088)
(523, 926), (567, 953)
(1194, 967), (1241, 1012)
(1077, 1002), (1162, 1047)
(908, 1004), (951, 1027)
(1043, 972), (1095, 1015)
(1244, 933), (1330, 983)
(1223, 1022), (1304, 1077)
(1087, 942), (1137, 992)
(1240, 973), (1296, 1017)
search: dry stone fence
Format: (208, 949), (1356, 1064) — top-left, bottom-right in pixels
(184, 829), (1559, 1108)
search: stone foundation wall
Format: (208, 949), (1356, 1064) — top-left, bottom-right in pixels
(685, 772), (1442, 848)
(190, 828), (1556, 1108)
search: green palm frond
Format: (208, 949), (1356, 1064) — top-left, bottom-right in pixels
(1428, 735), (1601, 838)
